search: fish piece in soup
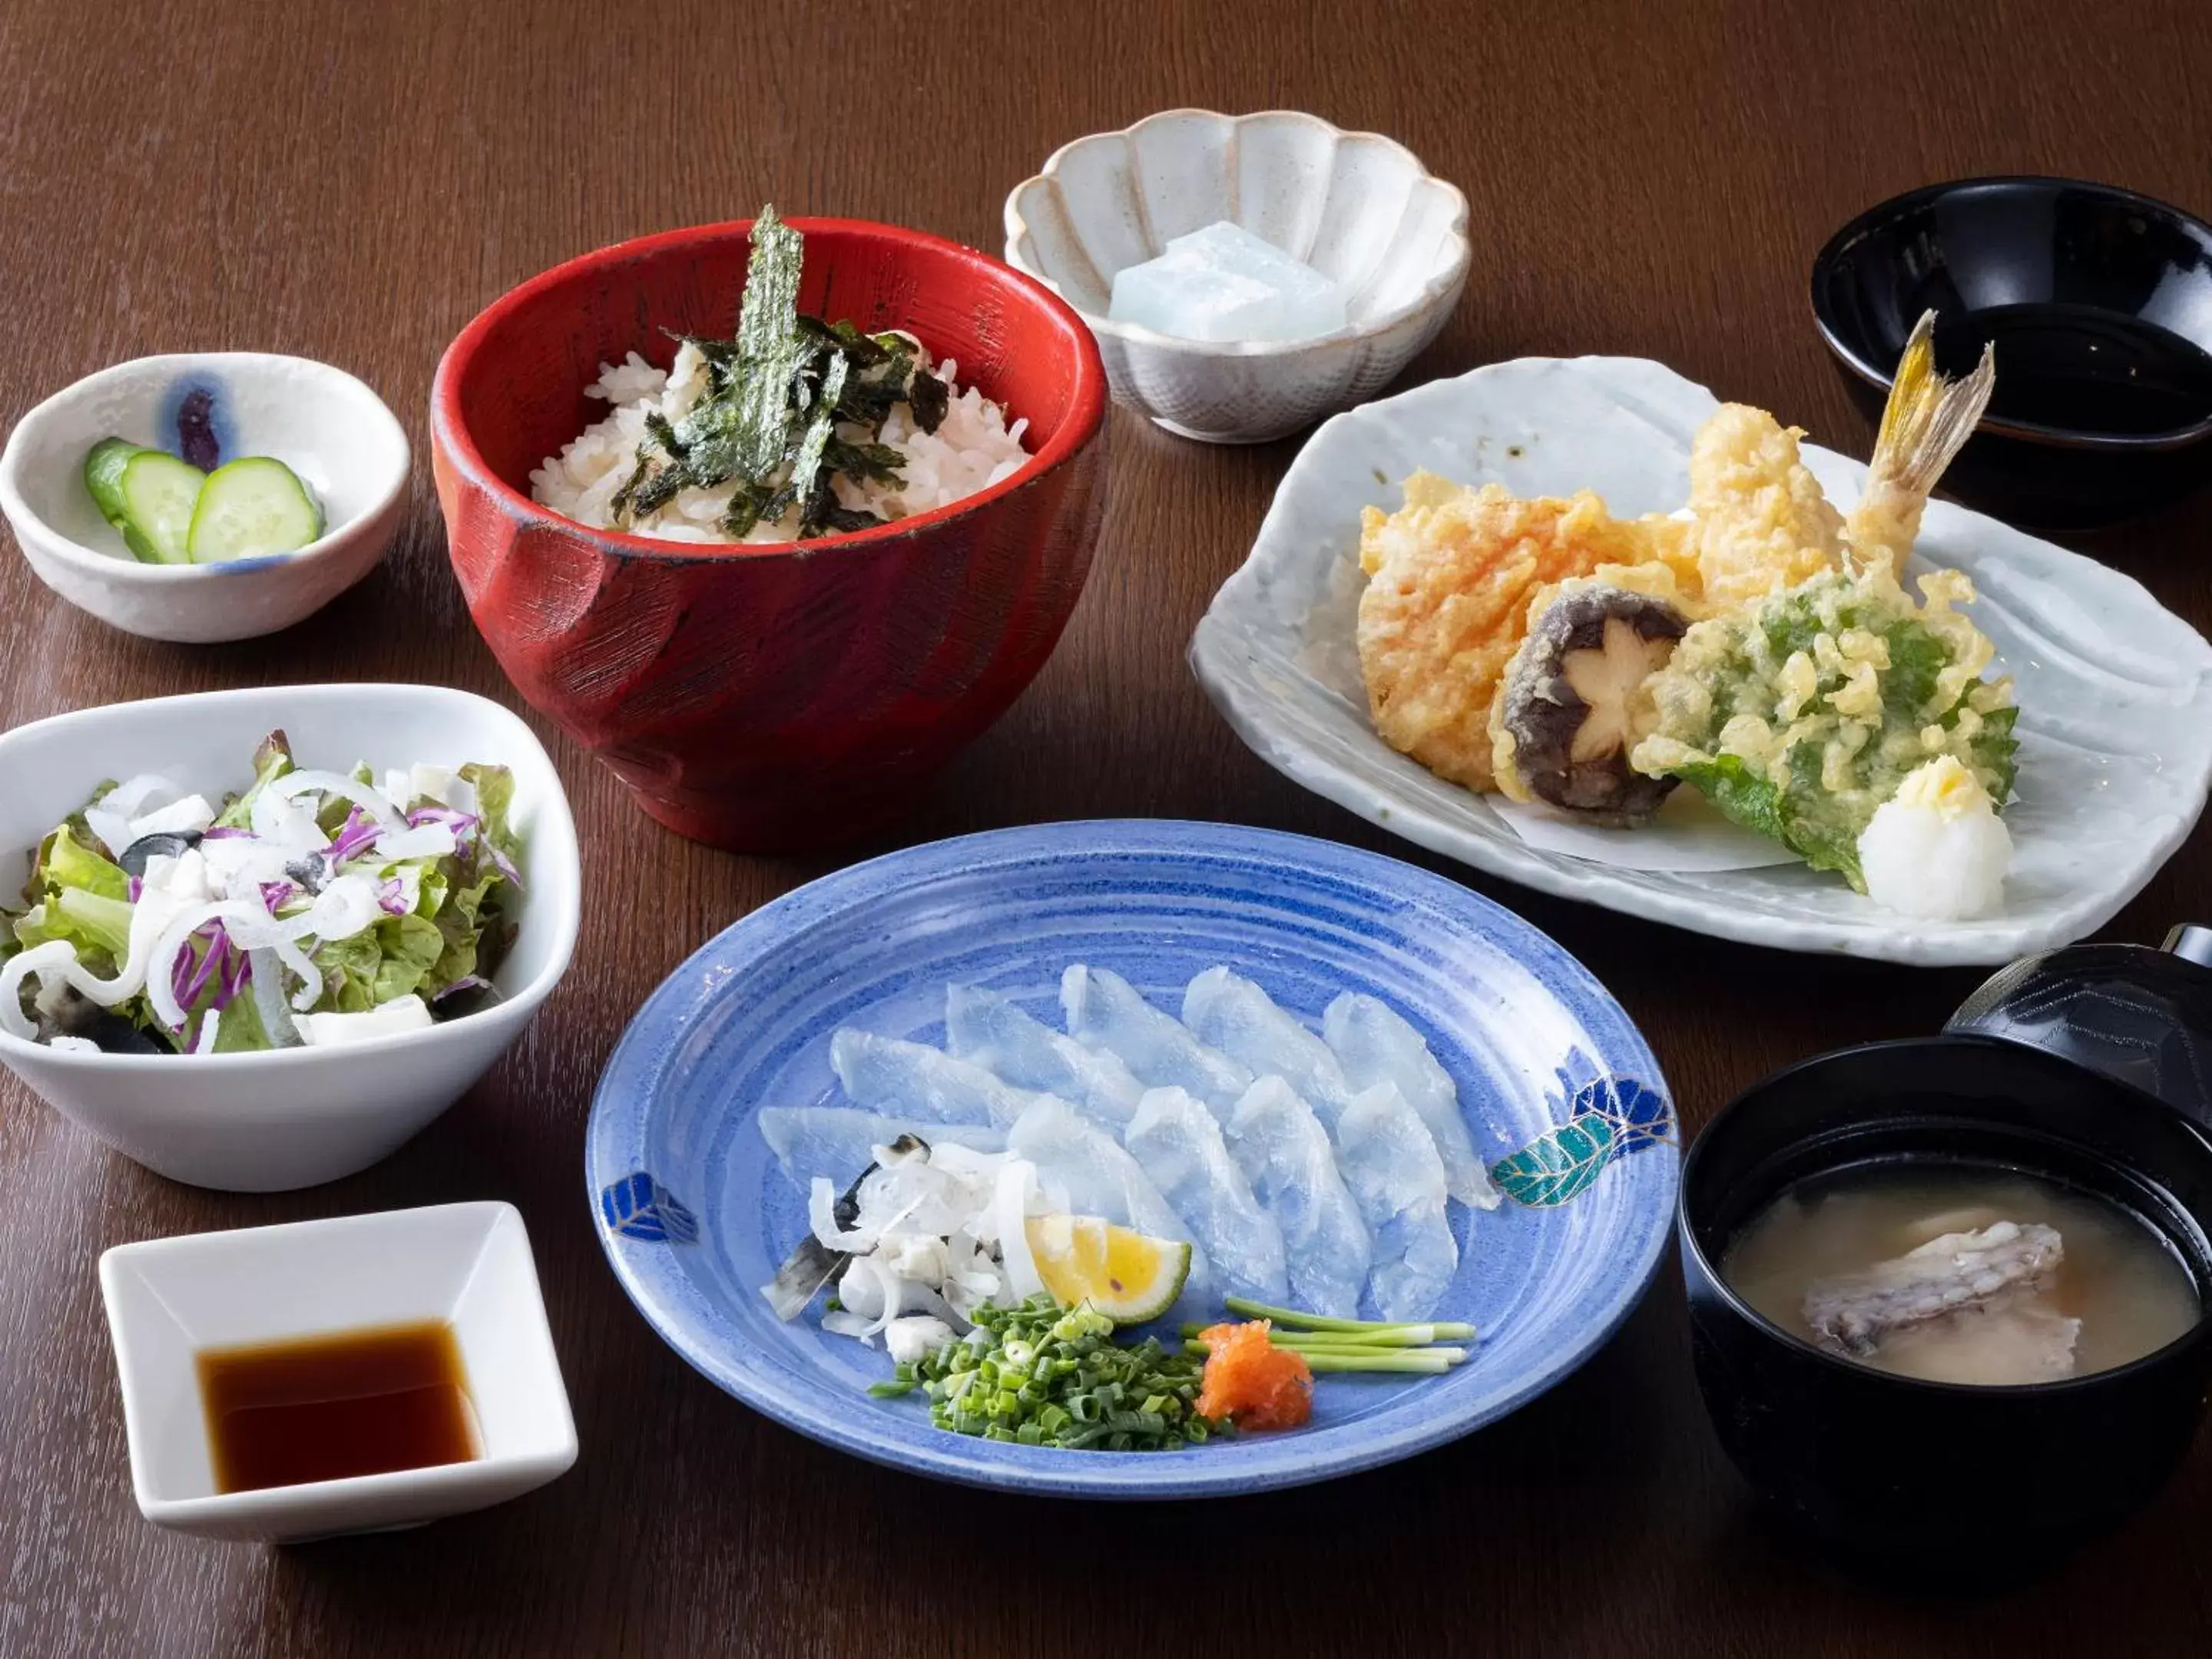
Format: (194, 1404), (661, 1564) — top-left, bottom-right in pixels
(1803, 1221), (2065, 1356)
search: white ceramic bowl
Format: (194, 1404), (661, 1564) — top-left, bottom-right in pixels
(0, 684), (581, 1189)
(1004, 109), (1469, 443)
(101, 1202), (577, 1541)
(0, 353), (409, 642)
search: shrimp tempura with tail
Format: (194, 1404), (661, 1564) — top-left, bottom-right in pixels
(1843, 309), (1995, 573)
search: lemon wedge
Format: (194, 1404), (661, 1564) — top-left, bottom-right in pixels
(1024, 1213), (1190, 1323)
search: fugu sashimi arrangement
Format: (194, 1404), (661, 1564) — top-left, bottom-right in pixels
(1356, 311), (2020, 921)
(0, 732), (522, 1055)
(757, 965), (1503, 1449)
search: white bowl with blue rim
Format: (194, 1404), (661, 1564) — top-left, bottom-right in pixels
(0, 353), (409, 643)
(586, 818), (1674, 1498)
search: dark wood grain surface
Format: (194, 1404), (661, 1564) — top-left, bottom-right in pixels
(6, 2), (2212, 1653)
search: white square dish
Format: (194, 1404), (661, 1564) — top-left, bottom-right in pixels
(100, 1201), (576, 1542)
(0, 683), (581, 1189)
(1188, 356), (2212, 966)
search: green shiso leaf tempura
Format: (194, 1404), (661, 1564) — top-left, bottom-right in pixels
(1631, 562), (2018, 896)
(0, 731), (522, 1055)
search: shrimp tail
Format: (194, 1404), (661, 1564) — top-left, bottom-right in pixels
(1843, 310), (1995, 571)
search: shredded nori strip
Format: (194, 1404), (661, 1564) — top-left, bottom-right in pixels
(788, 353), (849, 509)
(905, 367), (949, 435)
(608, 205), (947, 541)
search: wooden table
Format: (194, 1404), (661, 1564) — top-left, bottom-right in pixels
(5, 1), (2212, 1652)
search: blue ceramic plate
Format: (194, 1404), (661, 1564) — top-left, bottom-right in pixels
(586, 820), (1675, 1498)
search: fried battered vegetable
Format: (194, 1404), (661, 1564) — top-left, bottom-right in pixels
(1355, 476), (1693, 793)
(1492, 583), (1687, 824)
(1630, 562), (2018, 889)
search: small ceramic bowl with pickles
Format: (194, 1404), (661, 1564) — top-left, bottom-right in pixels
(0, 352), (409, 643)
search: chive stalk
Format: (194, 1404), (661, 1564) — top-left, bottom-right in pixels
(1220, 1296), (1476, 1341)
(1180, 1341), (1456, 1376)
(1181, 1322), (1452, 1350)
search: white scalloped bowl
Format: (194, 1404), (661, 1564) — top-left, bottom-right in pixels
(1005, 110), (1469, 444)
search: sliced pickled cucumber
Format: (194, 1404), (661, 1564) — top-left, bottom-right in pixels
(83, 439), (205, 564)
(186, 457), (323, 563)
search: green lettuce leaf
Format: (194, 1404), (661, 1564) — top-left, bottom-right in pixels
(458, 763), (519, 862)
(210, 987), (273, 1054)
(11, 827), (135, 969)
(311, 913), (448, 1013)
(215, 730), (294, 830)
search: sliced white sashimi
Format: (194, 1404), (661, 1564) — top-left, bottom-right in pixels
(1323, 992), (1499, 1210)
(945, 982), (1147, 1128)
(1124, 1086), (1289, 1303)
(829, 1029), (1042, 1126)
(1006, 1096), (1210, 1296)
(1224, 1077), (1373, 1319)
(1181, 965), (1359, 1132)
(1061, 964), (1251, 1116)
(757, 1106), (1008, 1190)
(1336, 1081), (1459, 1322)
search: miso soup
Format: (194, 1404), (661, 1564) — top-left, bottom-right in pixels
(1721, 1163), (2200, 1386)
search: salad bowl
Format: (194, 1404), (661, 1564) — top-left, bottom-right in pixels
(433, 217), (1110, 853)
(587, 820), (1674, 1498)
(1004, 109), (1470, 442)
(0, 353), (409, 643)
(0, 684), (581, 1190)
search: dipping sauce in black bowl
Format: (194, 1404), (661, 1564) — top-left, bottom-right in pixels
(1811, 177), (2212, 528)
(1680, 1035), (2212, 1581)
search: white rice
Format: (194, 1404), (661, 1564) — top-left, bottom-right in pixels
(528, 343), (1031, 544)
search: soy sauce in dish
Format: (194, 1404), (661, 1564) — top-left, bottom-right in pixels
(1931, 304), (2212, 436)
(198, 1320), (478, 1493)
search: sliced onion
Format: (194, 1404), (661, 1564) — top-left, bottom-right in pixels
(306, 873), (384, 942)
(0, 942), (74, 1039)
(820, 1310), (882, 1344)
(84, 808), (133, 859)
(249, 792), (331, 853)
(263, 770), (405, 826)
(809, 1177), (877, 1253)
(992, 1159), (1045, 1301)
(129, 794), (216, 838)
(191, 1008), (222, 1055)
(100, 774), (178, 818)
(836, 1253), (892, 1321)
(370, 823), (457, 863)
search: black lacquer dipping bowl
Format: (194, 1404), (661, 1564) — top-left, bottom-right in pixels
(1680, 1036), (2212, 1581)
(1811, 177), (2212, 528)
